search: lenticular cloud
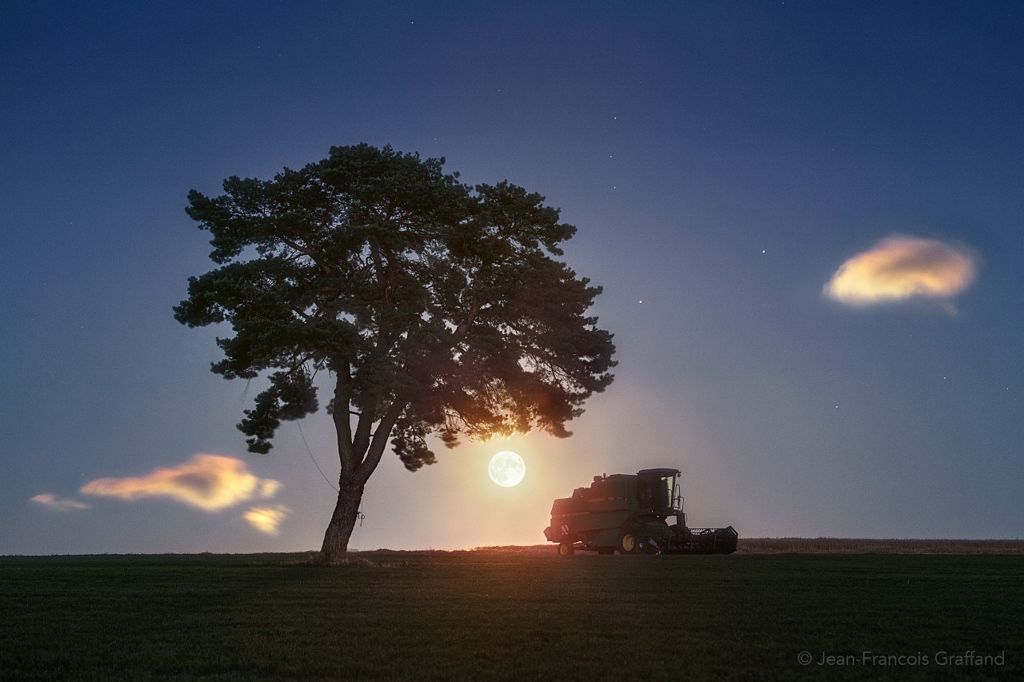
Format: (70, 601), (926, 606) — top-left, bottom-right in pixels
(824, 235), (976, 307)
(242, 505), (290, 535)
(30, 492), (91, 511)
(81, 454), (281, 511)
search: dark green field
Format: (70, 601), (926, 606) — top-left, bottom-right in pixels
(1, 551), (1020, 680)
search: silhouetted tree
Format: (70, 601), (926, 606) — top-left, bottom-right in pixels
(175, 144), (615, 563)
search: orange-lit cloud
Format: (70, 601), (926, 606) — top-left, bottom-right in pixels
(81, 454), (281, 511)
(30, 492), (91, 511)
(242, 505), (290, 534)
(824, 235), (976, 307)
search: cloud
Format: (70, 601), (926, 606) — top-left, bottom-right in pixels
(242, 505), (290, 535)
(824, 235), (977, 307)
(81, 454), (280, 511)
(30, 493), (91, 511)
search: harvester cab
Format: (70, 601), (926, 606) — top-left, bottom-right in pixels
(635, 468), (684, 523)
(543, 467), (737, 555)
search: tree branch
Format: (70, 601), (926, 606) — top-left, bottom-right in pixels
(279, 236), (315, 260)
(290, 305), (313, 322)
(355, 401), (405, 484)
(332, 362), (356, 473)
(351, 404), (376, 462)
(452, 271), (484, 339)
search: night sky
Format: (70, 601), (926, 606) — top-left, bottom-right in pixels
(3, 2), (1022, 553)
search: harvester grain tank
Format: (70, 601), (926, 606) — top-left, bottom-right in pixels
(543, 468), (738, 555)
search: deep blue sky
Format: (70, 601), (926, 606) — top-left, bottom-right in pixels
(3, 1), (1022, 553)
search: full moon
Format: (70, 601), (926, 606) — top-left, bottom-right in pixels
(488, 451), (525, 487)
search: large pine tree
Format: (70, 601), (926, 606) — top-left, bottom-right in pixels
(175, 144), (616, 563)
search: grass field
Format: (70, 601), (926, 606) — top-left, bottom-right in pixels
(1, 551), (1020, 679)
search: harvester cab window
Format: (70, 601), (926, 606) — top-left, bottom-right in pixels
(663, 475), (675, 510)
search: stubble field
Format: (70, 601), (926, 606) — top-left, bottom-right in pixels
(1, 549), (1020, 679)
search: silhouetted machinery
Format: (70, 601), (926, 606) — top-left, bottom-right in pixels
(543, 468), (738, 555)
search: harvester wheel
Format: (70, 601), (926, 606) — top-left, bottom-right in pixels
(557, 542), (575, 556)
(617, 531), (639, 554)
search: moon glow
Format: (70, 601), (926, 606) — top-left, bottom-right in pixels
(488, 451), (525, 487)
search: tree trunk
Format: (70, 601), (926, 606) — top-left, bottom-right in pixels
(318, 364), (406, 564)
(319, 474), (365, 564)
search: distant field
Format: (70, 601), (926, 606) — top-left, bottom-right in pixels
(1, 551), (1020, 679)
(737, 538), (1024, 554)
(476, 538), (1024, 554)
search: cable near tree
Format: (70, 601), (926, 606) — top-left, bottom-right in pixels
(175, 144), (616, 564)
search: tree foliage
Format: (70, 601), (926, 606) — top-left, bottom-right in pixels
(175, 144), (615, 474)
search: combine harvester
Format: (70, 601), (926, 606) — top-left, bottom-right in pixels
(543, 468), (738, 555)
